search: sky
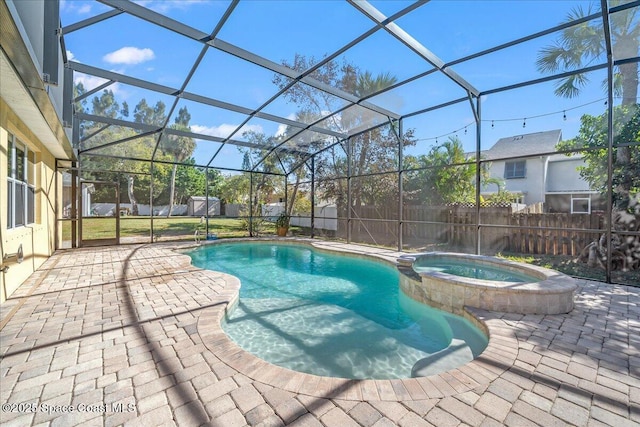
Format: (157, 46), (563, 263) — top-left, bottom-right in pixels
(59, 0), (627, 172)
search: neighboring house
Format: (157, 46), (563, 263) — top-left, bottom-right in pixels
(481, 130), (604, 213)
(1, 0), (74, 302)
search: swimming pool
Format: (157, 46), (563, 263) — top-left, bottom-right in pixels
(187, 241), (487, 379)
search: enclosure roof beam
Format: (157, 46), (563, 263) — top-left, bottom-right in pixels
(445, 11), (603, 68)
(98, 0), (210, 41)
(81, 152), (284, 176)
(74, 80), (115, 103)
(68, 62), (346, 141)
(480, 63), (608, 97)
(84, 0), (402, 171)
(254, 111), (346, 139)
(165, 127), (306, 155)
(150, 1), (240, 162)
(77, 112), (308, 156)
(95, 0), (399, 121)
(401, 96), (469, 120)
(76, 113), (162, 132)
(80, 129), (160, 154)
(68, 61), (178, 95)
(61, 9), (123, 34)
(348, 0), (479, 97)
(209, 39), (400, 120)
(80, 123), (111, 145)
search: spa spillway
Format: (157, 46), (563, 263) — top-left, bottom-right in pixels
(397, 252), (577, 315)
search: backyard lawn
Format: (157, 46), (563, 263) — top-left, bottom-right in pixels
(61, 217), (257, 241)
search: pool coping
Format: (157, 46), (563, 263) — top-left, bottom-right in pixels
(186, 238), (520, 401)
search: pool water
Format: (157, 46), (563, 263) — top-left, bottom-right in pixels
(413, 259), (538, 283)
(187, 242), (487, 379)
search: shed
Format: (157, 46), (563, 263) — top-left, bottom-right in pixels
(187, 197), (220, 217)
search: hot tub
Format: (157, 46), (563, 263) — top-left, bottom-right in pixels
(397, 252), (577, 315)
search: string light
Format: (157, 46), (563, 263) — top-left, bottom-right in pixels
(413, 97), (607, 143)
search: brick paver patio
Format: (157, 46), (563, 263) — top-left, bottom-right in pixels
(0, 241), (638, 426)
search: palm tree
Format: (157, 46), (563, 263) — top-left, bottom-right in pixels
(536, 2), (638, 103)
(536, 2), (638, 163)
(537, 2), (639, 271)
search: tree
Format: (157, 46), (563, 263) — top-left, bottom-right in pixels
(91, 90), (119, 118)
(404, 136), (484, 205)
(133, 99), (166, 126)
(77, 89), (175, 215)
(240, 131), (283, 216)
(557, 104), (640, 270)
(538, 3), (639, 270)
(537, 2), (638, 165)
(174, 161), (206, 205)
(218, 173), (250, 205)
(125, 99), (168, 215)
(273, 55), (416, 219)
(163, 122), (196, 217)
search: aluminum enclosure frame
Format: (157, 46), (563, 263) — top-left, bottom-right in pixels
(58, 0), (640, 284)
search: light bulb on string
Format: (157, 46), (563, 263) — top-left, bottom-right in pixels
(563, 111), (567, 121)
(523, 118), (526, 128)
(491, 120), (494, 129)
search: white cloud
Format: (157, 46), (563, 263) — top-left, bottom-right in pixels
(74, 73), (108, 91)
(275, 124), (287, 137)
(77, 3), (92, 14)
(66, 50), (75, 61)
(192, 124), (264, 140)
(133, 0), (209, 14)
(61, 0), (93, 15)
(275, 113), (298, 137)
(73, 74), (126, 99)
(103, 47), (155, 65)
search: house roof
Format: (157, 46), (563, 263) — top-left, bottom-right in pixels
(483, 130), (562, 160)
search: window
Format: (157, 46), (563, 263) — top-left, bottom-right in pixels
(571, 195), (591, 214)
(504, 160), (526, 179)
(6, 134), (35, 229)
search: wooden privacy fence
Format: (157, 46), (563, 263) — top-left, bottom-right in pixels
(351, 205), (605, 256)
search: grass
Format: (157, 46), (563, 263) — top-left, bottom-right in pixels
(63, 216), (253, 241)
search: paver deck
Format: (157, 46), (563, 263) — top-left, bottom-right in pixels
(0, 240), (638, 426)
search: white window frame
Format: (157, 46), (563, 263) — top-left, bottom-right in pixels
(6, 133), (35, 229)
(571, 195), (591, 214)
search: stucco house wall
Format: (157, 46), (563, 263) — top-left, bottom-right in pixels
(487, 156), (548, 205)
(546, 156), (593, 192)
(1, 0), (74, 302)
(1, 101), (60, 302)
